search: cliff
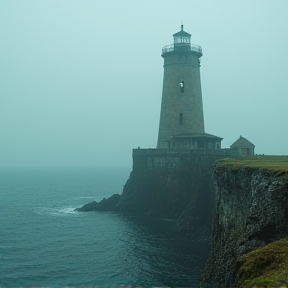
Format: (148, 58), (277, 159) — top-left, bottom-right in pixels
(77, 151), (288, 286)
(77, 149), (233, 239)
(204, 156), (288, 286)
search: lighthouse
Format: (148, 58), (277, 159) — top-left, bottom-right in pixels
(157, 25), (222, 150)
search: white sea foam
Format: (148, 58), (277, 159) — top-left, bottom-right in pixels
(58, 207), (78, 214)
(34, 206), (78, 217)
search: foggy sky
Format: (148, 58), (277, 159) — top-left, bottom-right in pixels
(1, 0), (288, 167)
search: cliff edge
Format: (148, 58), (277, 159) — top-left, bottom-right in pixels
(205, 156), (288, 286)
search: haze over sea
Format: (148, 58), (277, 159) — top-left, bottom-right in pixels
(0, 167), (209, 288)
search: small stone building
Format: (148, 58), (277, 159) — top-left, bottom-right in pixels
(167, 133), (222, 150)
(230, 136), (255, 156)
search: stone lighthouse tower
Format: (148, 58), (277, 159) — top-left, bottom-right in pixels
(157, 25), (222, 150)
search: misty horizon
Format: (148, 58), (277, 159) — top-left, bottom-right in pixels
(1, 0), (288, 167)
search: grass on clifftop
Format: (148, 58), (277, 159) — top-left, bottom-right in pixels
(215, 156), (288, 175)
(235, 239), (288, 288)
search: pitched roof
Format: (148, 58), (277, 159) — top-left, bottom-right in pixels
(173, 25), (191, 37)
(230, 136), (255, 148)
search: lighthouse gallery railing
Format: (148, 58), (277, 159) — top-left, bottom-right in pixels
(162, 44), (202, 55)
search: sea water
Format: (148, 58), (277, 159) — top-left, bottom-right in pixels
(0, 167), (209, 288)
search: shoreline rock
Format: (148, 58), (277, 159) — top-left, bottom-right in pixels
(75, 193), (121, 212)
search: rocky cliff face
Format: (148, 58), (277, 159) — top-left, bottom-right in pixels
(77, 149), (222, 240)
(205, 160), (288, 285)
(120, 154), (213, 214)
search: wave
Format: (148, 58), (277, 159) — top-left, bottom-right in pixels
(32, 195), (96, 217)
(33, 206), (80, 217)
(58, 207), (78, 214)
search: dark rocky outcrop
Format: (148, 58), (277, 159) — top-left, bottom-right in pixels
(76, 193), (121, 212)
(204, 159), (288, 286)
(77, 149), (225, 240)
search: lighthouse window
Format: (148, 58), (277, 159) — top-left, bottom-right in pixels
(180, 81), (185, 93)
(179, 113), (183, 124)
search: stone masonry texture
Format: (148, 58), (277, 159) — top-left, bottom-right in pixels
(157, 50), (205, 149)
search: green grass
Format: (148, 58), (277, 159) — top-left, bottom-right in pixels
(235, 239), (288, 287)
(215, 156), (288, 175)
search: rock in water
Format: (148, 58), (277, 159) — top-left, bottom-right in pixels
(76, 194), (121, 212)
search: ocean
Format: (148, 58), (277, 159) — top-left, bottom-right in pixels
(0, 167), (209, 288)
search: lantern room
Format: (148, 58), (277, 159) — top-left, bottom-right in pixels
(173, 25), (191, 45)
